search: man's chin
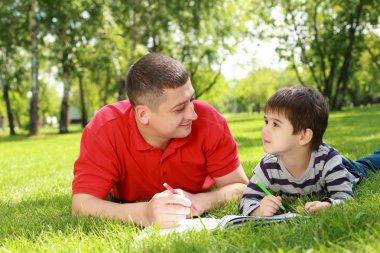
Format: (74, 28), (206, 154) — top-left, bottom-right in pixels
(174, 128), (192, 138)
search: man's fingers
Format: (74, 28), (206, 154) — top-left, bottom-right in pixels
(166, 193), (192, 208)
(162, 204), (191, 216)
(158, 214), (188, 229)
(156, 191), (192, 208)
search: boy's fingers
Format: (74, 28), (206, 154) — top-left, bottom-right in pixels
(266, 195), (282, 207)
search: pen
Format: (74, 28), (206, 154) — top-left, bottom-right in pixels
(163, 182), (198, 212)
(256, 180), (286, 211)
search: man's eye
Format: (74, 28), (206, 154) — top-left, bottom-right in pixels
(176, 107), (185, 112)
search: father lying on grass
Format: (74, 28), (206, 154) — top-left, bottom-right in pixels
(72, 53), (248, 228)
(239, 86), (380, 217)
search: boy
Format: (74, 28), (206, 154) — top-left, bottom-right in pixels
(239, 86), (380, 217)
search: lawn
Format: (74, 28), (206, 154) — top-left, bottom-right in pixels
(1, 105), (379, 252)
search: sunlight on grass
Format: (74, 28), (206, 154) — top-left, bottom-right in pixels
(1, 106), (379, 252)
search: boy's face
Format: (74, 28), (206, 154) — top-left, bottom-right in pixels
(262, 111), (302, 155)
(145, 79), (198, 139)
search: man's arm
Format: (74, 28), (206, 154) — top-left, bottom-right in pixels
(183, 165), (248, 215)
(72, 191), (192, 228)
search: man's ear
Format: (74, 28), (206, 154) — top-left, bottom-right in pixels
(135, 105), (149, 125)
(299, 128), (313, 146)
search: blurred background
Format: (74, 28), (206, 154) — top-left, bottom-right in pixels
(0, 0), (379, 136)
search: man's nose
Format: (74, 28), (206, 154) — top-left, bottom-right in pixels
(186, 102), (198, 120)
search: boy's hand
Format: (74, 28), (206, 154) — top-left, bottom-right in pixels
(305, 201), (331, 213)
(250, 195), (282, 217)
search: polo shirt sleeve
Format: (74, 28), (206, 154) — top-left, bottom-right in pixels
(72, 126), (120, 199)
(206, 119), (241, 178)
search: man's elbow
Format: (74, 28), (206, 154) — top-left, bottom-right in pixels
(72, 195), (81, 216)
(233, 182), (248, 197)
(72, 194), (91, 216)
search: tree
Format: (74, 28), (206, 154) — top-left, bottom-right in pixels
(28, 0), (39, 136)
(0, 0), (29, 135)
(110, 0), (250, 100)
(40, 0), (103, 133)
(260, 0), (380, 109)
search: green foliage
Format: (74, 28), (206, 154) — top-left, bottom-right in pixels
(1, 106), (379, 252)
(259, 0), (380, 110)
(233, 67), (300, 113)
(1, 0), (380, 134)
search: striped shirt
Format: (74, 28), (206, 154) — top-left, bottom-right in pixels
(239, 143), (357, 216)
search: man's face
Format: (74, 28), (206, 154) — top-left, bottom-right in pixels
(261, 111), (302, 155)
(146, 79), (198, 139)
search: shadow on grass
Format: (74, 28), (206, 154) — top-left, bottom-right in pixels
(0, 128), (83, 143)
(0, 195), (136, 241)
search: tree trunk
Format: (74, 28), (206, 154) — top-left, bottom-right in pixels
(59, 55), (71, 134)
(28, 0), (39, 136)
(1, 52), (16, 135)
(331, 0), (364, 110)
(78, 74), (87, 128)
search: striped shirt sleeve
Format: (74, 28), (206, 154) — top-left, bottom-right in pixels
(239, 162), (268, 215)
(321, 153), (353, 205)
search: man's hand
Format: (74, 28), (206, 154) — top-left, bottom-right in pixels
(145, 191), (192, 228)
(250, 195), (282, 217)
(171, 188), (205, 217)
(305, 201), (331, 213)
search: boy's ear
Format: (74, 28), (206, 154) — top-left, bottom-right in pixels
(135, 105), (149, 125)
(299, 128), (313, 146)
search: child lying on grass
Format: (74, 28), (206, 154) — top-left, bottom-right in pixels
(239, 86), (380, 217)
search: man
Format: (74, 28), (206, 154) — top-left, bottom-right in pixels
(72, 53), (248, 228)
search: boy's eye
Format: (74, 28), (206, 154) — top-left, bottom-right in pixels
(264, 120), (268, 125)
(273, 122), (278, 127)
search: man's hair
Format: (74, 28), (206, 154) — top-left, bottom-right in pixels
(126, 53), (189, 111)
(264, 86), (329, 150)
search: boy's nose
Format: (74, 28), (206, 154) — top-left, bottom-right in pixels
(262, 126), (268, 136)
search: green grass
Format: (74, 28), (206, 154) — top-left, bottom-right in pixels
(1, 105), (379, 252)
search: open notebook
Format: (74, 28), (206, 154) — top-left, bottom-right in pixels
(140, 212), (310, 236)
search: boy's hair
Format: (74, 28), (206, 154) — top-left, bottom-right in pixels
(264, 86), (329, 150)
(126, 53), (189, 111)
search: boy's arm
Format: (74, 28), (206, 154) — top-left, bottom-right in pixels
(238, 162), (270, 216)
(306, 156), (354, 213)
(322, 162), (354, 205)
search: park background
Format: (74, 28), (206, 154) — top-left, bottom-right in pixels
(1, 0), (380, 252)
(1, 0), (380, 135)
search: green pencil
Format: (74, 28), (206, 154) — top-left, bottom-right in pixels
(256, 180), (286, 211)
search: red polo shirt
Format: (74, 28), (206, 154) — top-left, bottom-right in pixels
(72, 100), (240, 202)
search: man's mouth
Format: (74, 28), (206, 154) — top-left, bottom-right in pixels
(181, 122), (192, 127)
